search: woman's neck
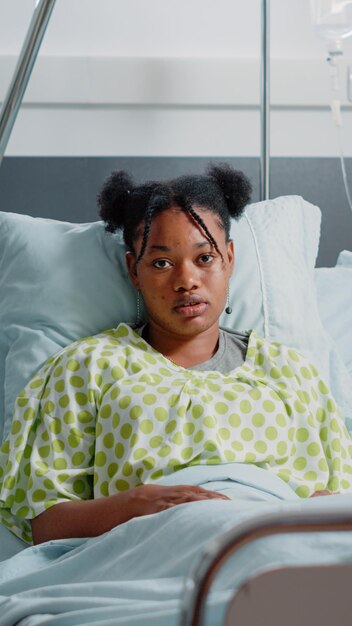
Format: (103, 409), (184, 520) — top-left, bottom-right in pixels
(142, 324), (220, 368)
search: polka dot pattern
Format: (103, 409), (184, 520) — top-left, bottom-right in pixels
(0, 323), (352, 544)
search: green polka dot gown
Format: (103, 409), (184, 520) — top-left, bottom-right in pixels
(1, 323), (351, 543)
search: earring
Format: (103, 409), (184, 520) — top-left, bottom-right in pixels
(225, 285), (232, 315)
(136, 290), (142, 326)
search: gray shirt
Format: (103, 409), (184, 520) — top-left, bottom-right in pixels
(137, 325), (249, 374)
(190, 328), (249, 373)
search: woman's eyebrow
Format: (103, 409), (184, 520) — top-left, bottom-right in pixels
(148, 241), (211, 252)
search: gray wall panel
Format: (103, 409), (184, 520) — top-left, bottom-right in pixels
(0, 157), (351, 266)
(270, 158), (352, 267)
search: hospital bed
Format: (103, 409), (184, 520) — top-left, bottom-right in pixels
(0, 2), (352, 626)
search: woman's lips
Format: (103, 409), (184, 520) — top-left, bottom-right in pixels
(174, 300), (207, 317)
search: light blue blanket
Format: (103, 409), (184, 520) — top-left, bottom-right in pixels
(1, 464), (352, 626)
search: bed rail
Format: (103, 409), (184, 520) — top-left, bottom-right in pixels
(180, 505), (352, 626)
(0, 0), (56, 167)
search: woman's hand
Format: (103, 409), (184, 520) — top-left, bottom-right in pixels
(309, 490), (337, 497)
(129, 483), (230, 517)
(32, 484), (229, 544)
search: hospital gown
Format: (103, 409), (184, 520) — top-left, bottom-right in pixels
(0, 322), (351, 544)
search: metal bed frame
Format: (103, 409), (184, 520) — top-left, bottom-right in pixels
(1, 3), (352, 625)
(181, 506), (352, 626)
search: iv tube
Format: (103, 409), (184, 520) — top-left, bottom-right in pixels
(311, 0), (352, 213)
(327, 51), (352, 214)
(337, 128), (352, 210)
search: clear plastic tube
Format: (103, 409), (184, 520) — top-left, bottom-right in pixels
(336, 125), (352, 211)
(327, 52), (352, 213)
(310, 1), (352, 212)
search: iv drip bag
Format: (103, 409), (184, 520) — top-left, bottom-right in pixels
(310, 0), (352, 41)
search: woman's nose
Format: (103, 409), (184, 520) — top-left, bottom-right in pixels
(173, 262), (200, 291)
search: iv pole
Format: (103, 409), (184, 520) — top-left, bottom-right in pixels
(0, 0), (56, 168)
(260, 0), (270, 200)
(0, 0), (270, 198)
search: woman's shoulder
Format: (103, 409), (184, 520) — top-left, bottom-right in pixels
(53, 323), (133, 358)
(244, 329), (320, 374)
(220, 327), (315, 370)
(29, 323), (137, 384)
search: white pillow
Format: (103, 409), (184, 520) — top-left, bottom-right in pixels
(315, 250), (352, 377)
(1, 196), (351, 443)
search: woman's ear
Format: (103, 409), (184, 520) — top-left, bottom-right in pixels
(227, 239), (235, 275)
(125, 252), (139, 289)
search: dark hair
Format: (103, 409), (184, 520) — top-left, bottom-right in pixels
(97, 163), (252, 261)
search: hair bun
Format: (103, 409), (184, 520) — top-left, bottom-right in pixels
(97, 170), (134, 233)
(207, 162), (252, 219)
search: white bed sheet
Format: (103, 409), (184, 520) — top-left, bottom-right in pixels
(1, 466), (352, 626)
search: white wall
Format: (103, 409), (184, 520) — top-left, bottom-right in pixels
(0, 0), (352, 156)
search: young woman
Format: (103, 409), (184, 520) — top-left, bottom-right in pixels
(0, 163), (351, 545)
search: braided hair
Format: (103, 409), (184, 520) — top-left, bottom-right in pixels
(97, 163), (252, 261)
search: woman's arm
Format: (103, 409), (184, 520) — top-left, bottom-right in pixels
(31, 483), (230, 544)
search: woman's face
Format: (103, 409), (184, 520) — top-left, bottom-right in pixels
(126, 206), (234, 339)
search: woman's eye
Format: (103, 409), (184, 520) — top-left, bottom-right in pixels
(199, 254), (214, 264)
(153, 259), (171, 269)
